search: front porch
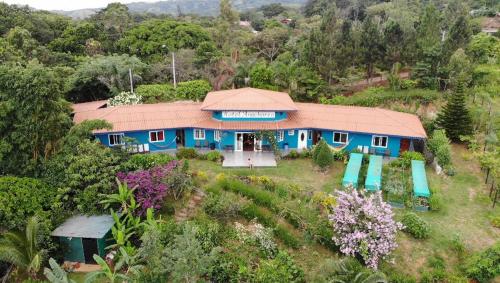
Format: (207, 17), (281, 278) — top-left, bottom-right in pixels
(221, 151), (277, 168)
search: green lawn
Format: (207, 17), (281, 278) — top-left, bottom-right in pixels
(190, 145), (500, 279)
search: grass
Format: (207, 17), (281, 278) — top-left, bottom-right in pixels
(191, 145), (500, 280)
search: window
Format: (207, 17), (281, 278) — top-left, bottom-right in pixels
(194, 129), (205, 140)
(333, 132), (348, 144)
(372, 135), (388, 148)
(308, 130), (312, 140)
(149, 130), (165, 142)
(277, 130), (284, 142)
(288, 130), (294, 136)
(108, 133), (124, 146)
(214, 130), (221, 142)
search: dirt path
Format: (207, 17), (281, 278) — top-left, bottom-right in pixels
(174, 189), (206, 222)
(342, 72), (410, 96)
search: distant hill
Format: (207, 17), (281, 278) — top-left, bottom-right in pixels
(54, 0), (307, 19)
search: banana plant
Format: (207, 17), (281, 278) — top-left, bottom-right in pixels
(44, 258), (76, 283)
(84, 255), (130, 283)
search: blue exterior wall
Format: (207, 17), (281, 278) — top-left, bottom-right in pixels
(95, 128), (404, 157)
(212, 111), (288, 121)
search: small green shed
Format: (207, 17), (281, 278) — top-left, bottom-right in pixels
(51, 215), (114, 264)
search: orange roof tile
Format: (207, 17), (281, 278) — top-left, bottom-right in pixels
(73, 101), (426, 138)
(201, 88), (297, 111)
(71, 100), (108, 113)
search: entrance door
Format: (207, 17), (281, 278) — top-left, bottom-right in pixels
(82, 238), (98, 264)
(176, 129), (185, 147)
(243, 133), (255, 151)
(297, 130), (308, 150)
(312, 130), (322, 145)
(400, 138), (410, 154)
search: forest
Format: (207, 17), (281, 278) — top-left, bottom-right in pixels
(0, 0), (499, 282)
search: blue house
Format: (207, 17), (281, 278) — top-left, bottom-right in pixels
(72, 88), (427, 157)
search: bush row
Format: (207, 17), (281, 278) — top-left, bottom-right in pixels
(176, 148), (223, 162)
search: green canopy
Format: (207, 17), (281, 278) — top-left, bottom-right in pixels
(342, 153), (363, 188)
(365, 155), (383, 191)
(412, 160), (430, 198)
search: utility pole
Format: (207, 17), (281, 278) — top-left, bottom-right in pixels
(172, 52), (177, 88)
(129, 68), (134, 93)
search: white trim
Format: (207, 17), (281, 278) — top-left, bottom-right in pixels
(371, 135), (388, 148)
(108, 133), (125, 146)
(149, 130), (165, 143)
(277, 130), (284, 142)
(288, 130), (294, 136)
(193, 129), (205, 140)
(214, 130), (221, 142)
(333, 132), (348, 144)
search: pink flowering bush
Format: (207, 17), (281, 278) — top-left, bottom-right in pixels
(117, 160), (179, 214)
(329, 188), (403, 269)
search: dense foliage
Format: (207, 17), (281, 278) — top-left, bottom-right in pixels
(401, 212), (431, 239)
(465, 243), (500, 282)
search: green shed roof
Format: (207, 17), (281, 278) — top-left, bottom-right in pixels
(51, 215), (114, 239)
(412, 160), (430, 198)
(342, 153), (363, 188)
(365, 155), (383, 191)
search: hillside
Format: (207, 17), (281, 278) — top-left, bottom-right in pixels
(55, 0), (307, 18)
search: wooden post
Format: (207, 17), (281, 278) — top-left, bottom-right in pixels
(172, 52), (177, 88)
(493, 186), (498, 208)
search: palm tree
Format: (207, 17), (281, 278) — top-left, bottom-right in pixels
(0, 216), (46, 279)
(84, 254), (130, 283)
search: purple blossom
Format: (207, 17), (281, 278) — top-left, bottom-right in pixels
(117, 160), (179, 214)
(329, 189), (403, 269)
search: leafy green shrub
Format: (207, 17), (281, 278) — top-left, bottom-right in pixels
(205, 150), (222, 162)
(391, 151), (425, 168)
(219, 179), (278, 211)
(388, 273), (417, 283)
(121, 153), (176, 171)
(427, 130), (452, 167)
(274, 226), (300, 249)
(400, 79), (417, 90)
(465, 243), (500, 282)
(203, 192), (242, 219)
(314, 140), (333, 169)
(254, 251), (305, 283)
(0, 177), (56, 230)
(332, 149), (348, 161)
(401, 212), (430, 239)
(491, 216), (500, 228)
(299, 149), (312, 158)
(176, 80), (212, 101)
(176, 147), (198, 159)
(285, 149), (300, 159)
(136, 83), (176, 103)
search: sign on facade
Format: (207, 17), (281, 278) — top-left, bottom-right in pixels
(222, 111), (275, 119)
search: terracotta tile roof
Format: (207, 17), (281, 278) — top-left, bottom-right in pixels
(71, 100), (108, 113)
(73, 101), (426, 138)
(201, 88), (298, 111)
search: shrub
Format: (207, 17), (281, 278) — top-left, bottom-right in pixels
(332, 149), (348, 161)
(401, 212), (430, 239)
(427, 130), (452, 167)
(234, 220), (277, 258)
(176, 147), (198, 159)
(121, 153), (176, 171)
(274, 226), (300, 249)
(388, 273), (417, 283)
(314, 140), (333, 169)
(465, 243), (500, 282)
(219, 179), (278, 211)
(175, 80), (212, 101)
(286, 150), (300, 159)
(391, 151), (425, 168)
(491, 216), (500, 228)
(108, 91), (142, 106)
(254, 251), (305, 283)
(136, 83), (176, 103)
(429, 193), (443, 211)
(203, 192), (242, 219)
(205, 150), (222, 162)
(0, 177), (56, 230)
(330, 189), (403, 269)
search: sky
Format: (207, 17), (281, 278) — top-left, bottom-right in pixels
(2, 0), (160, 11)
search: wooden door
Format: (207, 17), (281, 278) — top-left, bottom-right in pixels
(400, 138), (410, 153)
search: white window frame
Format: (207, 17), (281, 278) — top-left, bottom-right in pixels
(108, 133), (125, 146)
(371, 135), (388, 148)
(193, 129), (206, 140)
(214, 130), (221, 142)
(277, 130), (284, 142)
(149, 130), (165, 143)
(288, 130), (294, 136)
(333, 132), (348, 144)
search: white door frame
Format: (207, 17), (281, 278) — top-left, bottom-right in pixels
(297, 130), (308, 150)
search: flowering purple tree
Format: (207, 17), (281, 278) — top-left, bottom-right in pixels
(329, 189), (403, 269)
(117, 160), (179, 214)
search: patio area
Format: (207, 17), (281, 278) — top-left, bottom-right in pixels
(221, 151), (277, 168)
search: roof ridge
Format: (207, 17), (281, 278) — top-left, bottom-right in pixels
(374, 108), (423, 137)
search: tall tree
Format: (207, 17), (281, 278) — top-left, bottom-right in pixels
(436, 82), (473, 141)
(360, 17), (385, 80)
(443, 15), (472, 59)
(0, 64), (72, 175)
(90, 3), (132, 51)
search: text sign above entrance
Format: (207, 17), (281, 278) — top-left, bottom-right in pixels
(222, 111), (275, 119)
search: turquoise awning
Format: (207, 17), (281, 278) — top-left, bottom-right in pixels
(365, 155), (383, 191)
(412, 160), (430, 198)
(342, 153), (363, 188)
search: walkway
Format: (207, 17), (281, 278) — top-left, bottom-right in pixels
(175, 189), (206, 222)
(222, 151), (276, 168)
